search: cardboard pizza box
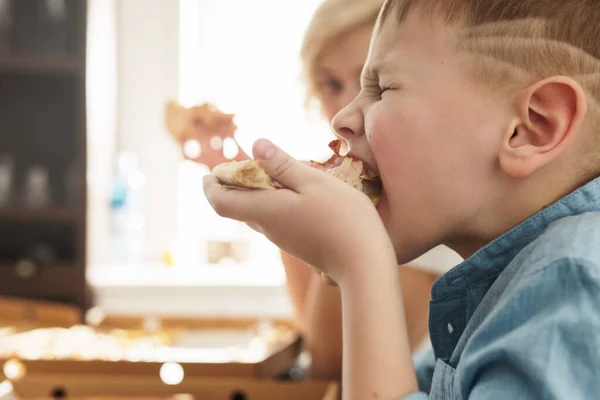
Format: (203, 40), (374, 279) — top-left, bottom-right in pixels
(8, 375), (339, 400)
(0, 297), (81, 329)
(0, 318), (302, 379)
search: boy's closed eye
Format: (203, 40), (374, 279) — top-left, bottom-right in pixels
(379, 85), (394, 96)
(361, 82), (394, 99)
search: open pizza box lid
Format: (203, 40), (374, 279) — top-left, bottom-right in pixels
(0, 309), (303, 380)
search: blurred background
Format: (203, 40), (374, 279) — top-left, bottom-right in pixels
(0, 2), (465, 397)
(0, 0), (335, 319)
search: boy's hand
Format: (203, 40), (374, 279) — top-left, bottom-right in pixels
(203, 139), (394, 284)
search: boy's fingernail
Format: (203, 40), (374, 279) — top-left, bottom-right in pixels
(255, 139), (277, 160)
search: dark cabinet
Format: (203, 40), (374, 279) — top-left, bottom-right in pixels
(0, 0), (88, 315)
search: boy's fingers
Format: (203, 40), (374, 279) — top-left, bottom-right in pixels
(203, 175), (290, 222)
(252, 139), (319, 191)
(203, 175), (257, 221)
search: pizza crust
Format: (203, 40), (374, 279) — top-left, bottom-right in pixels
(212, 159), (277, 190)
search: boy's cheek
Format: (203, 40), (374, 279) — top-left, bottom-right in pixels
(366, 106), (401, 148)
(369, 115), (414, 166)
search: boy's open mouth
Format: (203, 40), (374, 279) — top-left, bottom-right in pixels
(212, 139), (383, 205)
(308, 140), (382, 206)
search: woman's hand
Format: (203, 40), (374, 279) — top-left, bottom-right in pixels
(203, 139), (394, 284)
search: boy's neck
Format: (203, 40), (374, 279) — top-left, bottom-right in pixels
(448, 168), (591, 259)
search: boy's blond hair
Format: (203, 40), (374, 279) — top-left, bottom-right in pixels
(300, 0), (384, 107)
(380, 0), (600, 174)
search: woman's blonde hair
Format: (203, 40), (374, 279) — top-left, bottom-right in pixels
(300, 0), (385, 107)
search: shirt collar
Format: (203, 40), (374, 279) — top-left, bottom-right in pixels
(432, 176), (600, 298)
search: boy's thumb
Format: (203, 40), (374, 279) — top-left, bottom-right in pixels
(253, 139), (312, 190)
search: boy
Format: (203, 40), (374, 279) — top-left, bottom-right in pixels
(204, 0), (600, 398)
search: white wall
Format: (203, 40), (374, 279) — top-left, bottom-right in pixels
(116, 0), (181, 260)
(86, 0), (118, 266)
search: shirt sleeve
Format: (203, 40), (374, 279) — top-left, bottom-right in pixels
(413, 347), (436, 393)
(457, 257), (600, 399)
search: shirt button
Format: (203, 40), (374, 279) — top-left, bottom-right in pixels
(447, 323), (454, 334)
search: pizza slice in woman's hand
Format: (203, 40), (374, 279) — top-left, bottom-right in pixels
(164, 100), (250, 169)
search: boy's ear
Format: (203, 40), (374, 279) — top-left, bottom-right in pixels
(499, 76), (588, 179)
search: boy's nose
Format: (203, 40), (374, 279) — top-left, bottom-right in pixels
(332, 100), (365, 140)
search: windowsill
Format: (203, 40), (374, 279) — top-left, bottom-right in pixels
(88, 262), (287, 287)
(88, 263), (293, 318)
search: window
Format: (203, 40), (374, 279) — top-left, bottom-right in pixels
(174, 0), (333, 277)
(88, 0), (333, 290)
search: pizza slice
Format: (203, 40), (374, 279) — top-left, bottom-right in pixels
(212, 140), (382, 205)
(212, 159), (278, 190)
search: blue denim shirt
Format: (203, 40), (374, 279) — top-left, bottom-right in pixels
(404, 177), (600, 400)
